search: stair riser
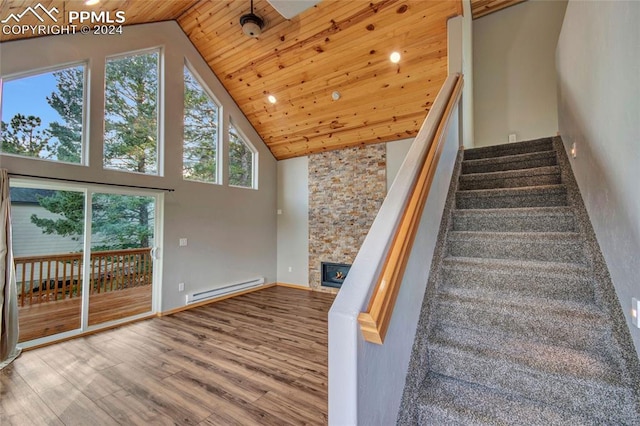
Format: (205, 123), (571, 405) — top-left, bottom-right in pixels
(459, 173), (561, 191)
(447, 239), (586, 264)
(433, 300), (607, 352)
(428, 347), (637, 423)
(442, 267), (594, 303)
(463, 139), (554, 161)
(456, 192), (567, 209)
(453, 213), (576, 233)
(462, 156), (557, 174)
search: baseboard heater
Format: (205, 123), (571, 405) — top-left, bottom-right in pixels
(186, 276), (265, 304)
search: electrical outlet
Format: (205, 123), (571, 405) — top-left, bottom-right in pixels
(178, 282), (185, 292)
(179, 238), (188, 247)
(633, 298), (639, 328)
(288, 266), (292, 272)
(508, 133), (517, 143)
(277, 209), (283, 215)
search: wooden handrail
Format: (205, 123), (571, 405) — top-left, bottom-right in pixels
(14, 247), (151, 263)
(358, 75), (464, 344)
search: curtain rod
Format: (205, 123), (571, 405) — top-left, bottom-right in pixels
(8, 173), (175, 192)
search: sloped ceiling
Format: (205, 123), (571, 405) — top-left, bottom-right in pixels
(0, 0), (484, 160)
(179, 0), (461, 159)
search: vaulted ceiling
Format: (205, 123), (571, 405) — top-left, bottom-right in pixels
(0, 0), (525, 160)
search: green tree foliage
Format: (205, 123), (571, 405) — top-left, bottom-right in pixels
(26, 56), (159, 250)
(183, 67), (218, 183)
(30, 191), (84, 239)
(229, 125), (253, 188)
(0, 114), (50, 158)
(47, 67), (84, 163)
(90, 194), (153, 250)
(104, 51), (158, 174)
(30, 192), (154, 250)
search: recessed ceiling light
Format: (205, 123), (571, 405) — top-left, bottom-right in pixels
(84, 0), (100, 5)
(390, 51), (401, 64)
(267, 95), (277, 104)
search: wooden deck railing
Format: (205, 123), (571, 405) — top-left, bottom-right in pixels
(14, 247), (153, 307)
(357, 74), (464, 344)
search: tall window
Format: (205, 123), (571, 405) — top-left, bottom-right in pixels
(229, 123), (256, 188)
(1, 64), (86, 164)
(104, 50), (159, 175)
(183, 65), (220, 184)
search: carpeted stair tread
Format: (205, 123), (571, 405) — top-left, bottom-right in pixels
(417, 372), (599, 426)
(442, 256), (594, 303)
(427, 328), (637, 422)
(462, 150), (557, 174)
(447, 231), (586, 264)
(438, 285), (603, 319)
(442, 255), (590, 276)
(459, 165), (561, 190)
(452, 206), (576, 232)
(398, 137), (640, 425)
(462, 137), (554, 161)
(456, 184), (567, 209)
(428, 325), (628, 392)
(433, 289), (609, 352)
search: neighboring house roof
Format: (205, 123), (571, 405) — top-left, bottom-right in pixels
(10, 188), (54, 204)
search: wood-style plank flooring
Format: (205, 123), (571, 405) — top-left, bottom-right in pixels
(1, 286), (336, 425)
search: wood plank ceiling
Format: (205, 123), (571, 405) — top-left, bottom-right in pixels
(1, 0), (521, 160)
(179, 0), (461, 159)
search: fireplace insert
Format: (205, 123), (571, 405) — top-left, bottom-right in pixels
(321, 262), (351, 288)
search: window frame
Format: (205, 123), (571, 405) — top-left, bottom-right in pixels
(182, 61), (223, 185)
(102, 47), (162, 176)
(228, 121), (258, 190)
(0, 61), (89, 166)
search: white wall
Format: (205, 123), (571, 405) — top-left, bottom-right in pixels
(276, 156), (309, 286)
(275, 139), (413, 287)
(386, 138), (414, 191)
(447, 9), (473, 149)
(556, 0), (640, 356)
(462, 0), (474, 148)
(0, 22), (277, 312)
(473, 0), (567, 147)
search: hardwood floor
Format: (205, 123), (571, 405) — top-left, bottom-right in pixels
(1, 286), (336, 425)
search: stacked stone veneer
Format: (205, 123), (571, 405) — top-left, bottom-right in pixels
(308, 143), (386, 291)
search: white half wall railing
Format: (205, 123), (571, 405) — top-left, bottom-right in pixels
(328, 73), (463, 425)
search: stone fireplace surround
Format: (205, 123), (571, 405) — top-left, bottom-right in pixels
(308, 143), (386, 291)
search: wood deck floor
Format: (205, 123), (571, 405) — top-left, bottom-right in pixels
(18, 286), (153, 342)
(1, 286), (336, 425)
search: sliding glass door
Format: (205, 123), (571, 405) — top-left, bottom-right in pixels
(9, 180), (162, 346)
(88, 192), (156, 326)
(10, 185), (85, 342)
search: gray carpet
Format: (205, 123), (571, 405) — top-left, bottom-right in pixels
(397, 137), (640, 425)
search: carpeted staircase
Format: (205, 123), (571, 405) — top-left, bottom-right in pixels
(398, 137), (640, 425)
